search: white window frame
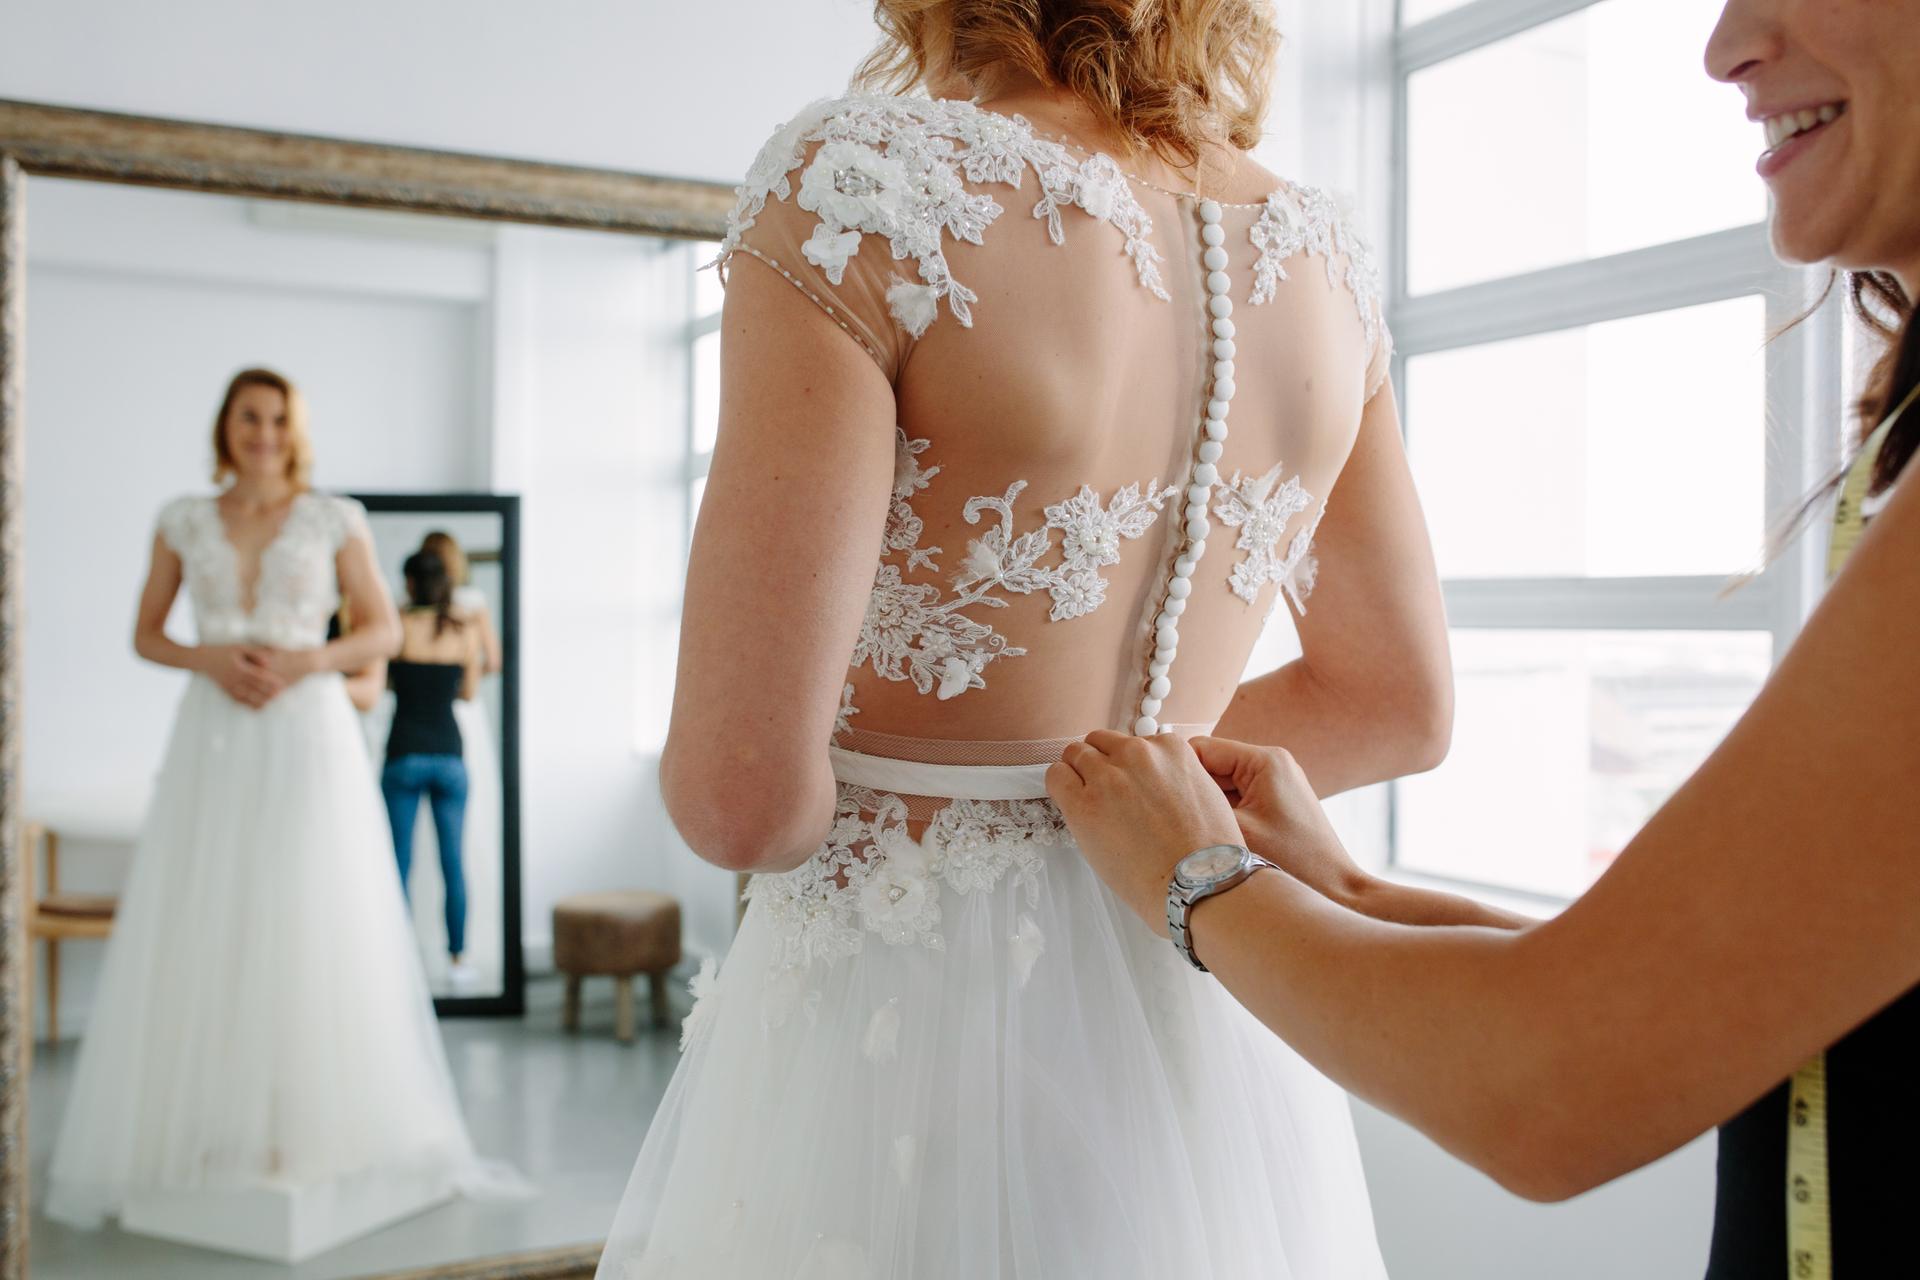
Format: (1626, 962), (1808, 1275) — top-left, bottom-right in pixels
(686, 248), (722, 554)
(1382, 0), (1842, 900)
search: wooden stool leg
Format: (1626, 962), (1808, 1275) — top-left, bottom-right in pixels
(562, 974), (582, 1032)
(46, 938), (60, 1044)
(649, 970), (671, 1028)
(613, 974), (636, 1043)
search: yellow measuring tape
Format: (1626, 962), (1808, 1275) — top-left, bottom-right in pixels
(1788, 380), (1920, 1279)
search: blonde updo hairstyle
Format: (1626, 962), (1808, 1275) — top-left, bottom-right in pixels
(855, 0), (1280, 167)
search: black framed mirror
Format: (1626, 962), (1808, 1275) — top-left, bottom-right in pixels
(352, 493), (523, 1017)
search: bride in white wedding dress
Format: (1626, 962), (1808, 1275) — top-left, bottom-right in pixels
(602, 4), (1453, 1276)
(47, 368), (523, 1230)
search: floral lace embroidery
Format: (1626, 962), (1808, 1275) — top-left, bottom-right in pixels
(1249, 184), (1387, 358)
(719, 95), (1169, 340)
(744, 784), (1066, 974)
(1212, 463), (1325, 613)
(852, 430), (1175, 703)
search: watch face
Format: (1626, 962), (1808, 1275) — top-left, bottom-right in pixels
(1176, 845), (1246, 886)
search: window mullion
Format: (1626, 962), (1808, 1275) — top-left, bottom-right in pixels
(1396, 0), (1602, 72)
(1442, 575), (1778, 631)
(1391, 224), (1779, 355)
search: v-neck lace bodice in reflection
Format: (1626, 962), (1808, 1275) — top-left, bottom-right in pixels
(157, 491), (370, 648)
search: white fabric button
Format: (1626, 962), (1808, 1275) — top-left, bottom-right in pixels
(1206, 398), (1229, 421)
(1149, 660), (1170, 679)
(1149, 675), (1172, 700)
(1139, 697), (1163, 718)
(1200, 222), (1226, 247)
(1214, 359), (1235, 381)
(1198, 200), (1222, 224)
(1156, 622), (1180, 647)
(1163, 596), (1186, 617)
(1154, 645), (1178, 664)
(1206, 270), (1232, 296)
(1198, 440), (1224, 464)
(1203, 246), (1229, 271)
(1208, 296), (1233, 320)
(1185, 514), (1211, 540)
(1212, 316), (1236, 339)
(1168, 577), (1192, 600)
(1188, 538), (1207, 558)
(1135, 715), (1159, 735)
(1193, 462), (1218, 486)
(1185, 483), (1210, 507)
(1172, 557), (1196, 579)
(1215, 378), (1237, 401)
(1213, 338), (1236, 360)
(1204, 418), (1229, 442)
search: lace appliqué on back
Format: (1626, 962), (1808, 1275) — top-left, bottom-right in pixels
(720, 95), (1170, 341)
(745, 785), (1066, 979)
(1249, 185), (1387, 358)
(855, 430), (1176, 703)
(1212, 464), (1327, 615)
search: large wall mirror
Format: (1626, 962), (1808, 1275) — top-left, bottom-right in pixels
(0, 101), (731, 1280)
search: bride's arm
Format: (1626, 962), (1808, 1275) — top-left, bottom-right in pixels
(660, 260), (897, 874)
(132, 533), (283, 706)
(1210, 383), (1454, 797)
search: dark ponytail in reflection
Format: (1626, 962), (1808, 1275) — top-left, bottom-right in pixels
(1851, 272), (1920, 494)
(402, 551), (462, 638)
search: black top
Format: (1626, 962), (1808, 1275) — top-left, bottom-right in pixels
(1706, 982), (1920, 1277)
(385, 660), (465, 761)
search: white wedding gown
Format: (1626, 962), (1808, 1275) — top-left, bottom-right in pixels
(47, 491), (522, 1228)
(600, 96), (1395, 1279)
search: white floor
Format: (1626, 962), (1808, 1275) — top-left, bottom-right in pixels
(28, 976), (675, 1280)
(26, 974), (1717, 1280)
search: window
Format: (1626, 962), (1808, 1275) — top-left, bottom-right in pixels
(1385, 0), (1841, 898)
(688, 243), (723, 546)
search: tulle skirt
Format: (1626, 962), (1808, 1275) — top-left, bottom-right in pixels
(597, 752), (1385, 1279)
(46, 672), (522, 1226)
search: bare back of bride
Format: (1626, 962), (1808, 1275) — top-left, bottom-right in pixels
(600, 3), (1452, 1276)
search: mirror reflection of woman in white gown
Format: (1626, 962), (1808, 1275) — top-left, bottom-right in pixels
(47, 368), (524, 1228)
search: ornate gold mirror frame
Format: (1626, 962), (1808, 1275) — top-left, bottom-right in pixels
(0, 97), (734, 1280)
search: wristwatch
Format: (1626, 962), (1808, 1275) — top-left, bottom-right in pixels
(1166, 844), (1275, 973)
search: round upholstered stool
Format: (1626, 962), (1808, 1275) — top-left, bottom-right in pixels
(552, 890), (682, 1043)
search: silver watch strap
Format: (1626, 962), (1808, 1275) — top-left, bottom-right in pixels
(1168, 848), (1273, 973)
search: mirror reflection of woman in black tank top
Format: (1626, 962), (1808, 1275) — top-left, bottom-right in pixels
(381, 550), (483, 984)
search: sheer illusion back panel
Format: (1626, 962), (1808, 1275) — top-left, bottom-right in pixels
(721, 98), (1389, 755)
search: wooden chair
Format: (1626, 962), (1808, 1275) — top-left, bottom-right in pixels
(24, 822), (118, 1043)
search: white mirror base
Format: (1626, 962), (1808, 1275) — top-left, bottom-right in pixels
(120, 1170), (454, 1264)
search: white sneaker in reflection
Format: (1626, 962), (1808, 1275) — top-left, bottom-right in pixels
(447, 958), (481, 992)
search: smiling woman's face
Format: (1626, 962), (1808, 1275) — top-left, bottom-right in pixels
(1708, 0), (1920, 287)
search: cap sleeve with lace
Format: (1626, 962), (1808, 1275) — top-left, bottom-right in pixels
(154, 495), (206, 558)
(1249, 182), (1393, 403)
(323, 494), (373, 552)
(714, 95), (1171, 383)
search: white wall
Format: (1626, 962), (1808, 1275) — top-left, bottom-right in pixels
(0, 0), (881, 185)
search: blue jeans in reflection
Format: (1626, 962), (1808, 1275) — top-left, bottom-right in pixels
(380, 753), (469, 957)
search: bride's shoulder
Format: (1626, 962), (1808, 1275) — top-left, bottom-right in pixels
(154, 492), (212, 531)
(296, 491), (372, 548)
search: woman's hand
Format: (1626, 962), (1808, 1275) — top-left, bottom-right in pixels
(1045, 730), (1244, 933)
(200, 645), (286, 709)
(1190, 736), (1373, 910)
(251, 646), (322, 688)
